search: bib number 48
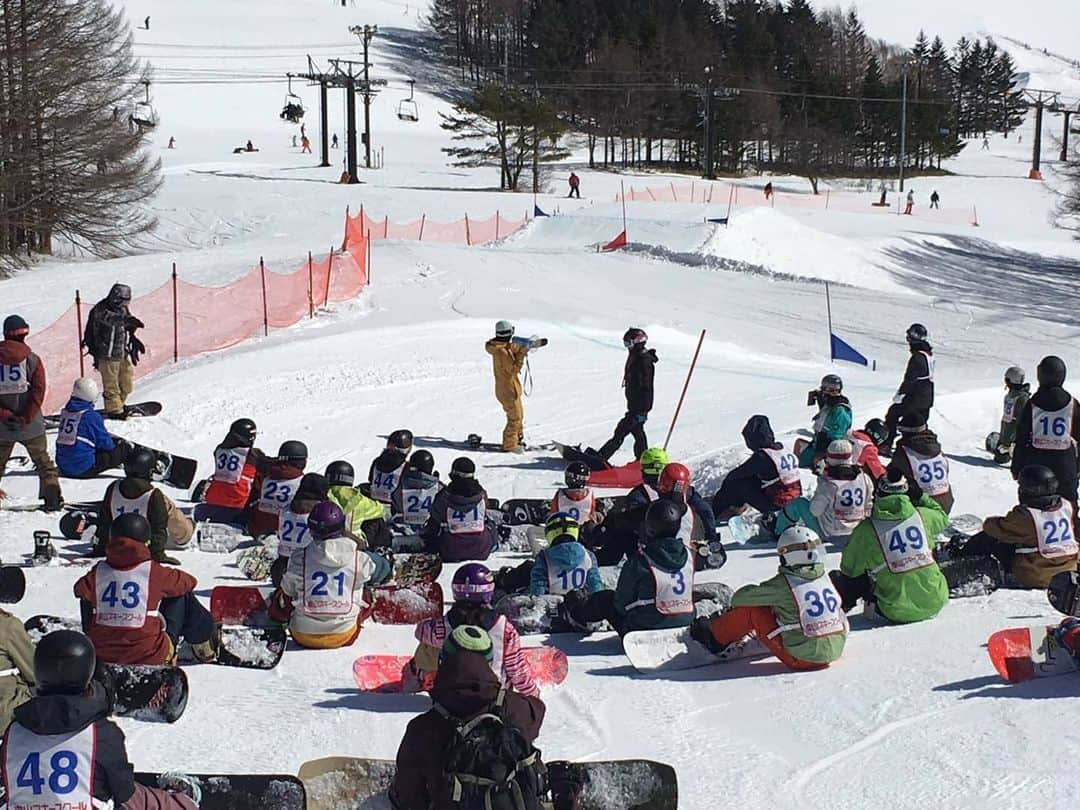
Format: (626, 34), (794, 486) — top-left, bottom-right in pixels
(16, 750), (80, 795)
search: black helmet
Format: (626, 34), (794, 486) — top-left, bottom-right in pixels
(863, 418), (889, 447)
(277, 440), (308, 467)
(643, 499), (683, 541)
(906, 323), (928, 344)
(409, 450), (435, 475)
(108, 282), (132, 303)
(1018, 465), (1058, 507)
(450, 457), (475, 480)
(112, 512), (151, 543)
(387, 429), (414, 451)
(623, 328), (648, 349)
(1037, 356), (1067, 388)
(820, 374), (843, 395)
(124, 447), (157, 480)
(297, 472), (330, 500)
(35, 630), (96, 696)
(325, 460), (355, 487)
(227, 418), (257, 446)
(565, 461), (590, 489)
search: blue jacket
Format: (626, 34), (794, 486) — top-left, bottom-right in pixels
(529, 540), (603, 596)
(55, 398), (115, 477)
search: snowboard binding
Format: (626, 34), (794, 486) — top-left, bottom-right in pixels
(32, 530), (57, 566)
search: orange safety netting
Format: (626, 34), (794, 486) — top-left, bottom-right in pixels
(343, 206), (529, 249)
(31, 237), (367, 414)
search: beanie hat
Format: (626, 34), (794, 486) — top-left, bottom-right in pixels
(826, 439), (853, 466)
(3, 315), (29, 339)
(440, 624), (494, 664)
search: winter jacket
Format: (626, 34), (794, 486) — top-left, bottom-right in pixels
(549, 487), (601, 524)
(983, 499), (1078, 588)
(840, 493), (949, 624)
(329, 484), (392, 549)
(485, 337), (528, 405)
(614, 535), (694, 632)
(529, 538), (603, 596)
(205, 438), (266, 510)
(96, 477), (171, 561)
(83, 298), (133, 362)
(75, 536), (198, 665)
(0, 610), (34, 733)
(1011, 386), (1080, 498)
(800, 397), (852, 467)
(730, 416), (803, 506)
(895, 341), (935, 412)
(369, 448), (409, 503)
(390, 469), (444, 527)
(624, 484), (710, 540)
(247, 462), (305, 537)
(729, 562), (847, 664)
(0, 338), (45, 442)
(276, 490), (324, 558)
(808, 465), (874, 539)
(999, 384), (1031, 448)
(848, 429), (886, 480)
(55, 396), (116, 477)
(623, 344), (658, 415)
(390, 652), (545, 810)
(423, 478), (495, 562)
(3, 683), (135, 805)
(891, 430), (954, 513)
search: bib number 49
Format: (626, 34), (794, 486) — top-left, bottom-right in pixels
(888, 525), (925, 554)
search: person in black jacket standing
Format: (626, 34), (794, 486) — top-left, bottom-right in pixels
(1011, 355), (1080, 503)
(882, 323), (935, 453)
(82, 283), (145, 420)
(598, 328), (657, 462)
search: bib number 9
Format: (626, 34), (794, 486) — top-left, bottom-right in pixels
(887, 525), (925, 554)
(803, 587), (838, 617)
(16, 750), (80, 795)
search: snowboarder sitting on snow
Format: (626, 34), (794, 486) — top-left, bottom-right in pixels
(1011, 355), (1080, 504)
(561, 499), (695, 635)
(54, 377), (132, 478)
(276, 501), (391, 649)
(550, 461), (604, 529)
(326, 460), (391, 547)
(888, 413), (953, 514)
(270, 472), (330, 587)
(796, 374), (852, 469)
(76, 513), (219, 665)
(0, 606), (35, 732)
(948, 465), (1077, 589)
(775, 439), (873, 546)
(597, 328), (657, 462)
(247, 439), (307, 537)
(654, 462), (722, 569)
(881, 323), (935, 454)
(391, 625), (547, 810)
(848, 419), (888, 481)
(193, 417), (267, 527)
(829, 469), (949, 623)
(369, 428), (413, 504)
(403, 565), (538, 696)
(94, 447), (192, 564)
(691, 526), (847, 671)
(626, 447), (669, 504)
(390, 450), (444, 530)
(421, 457), (498, 562)
(1, 630), (201, 810)
(493, 512), (604, 597)
(991, 366), (1030, 464)
(710, 415), (802, 522)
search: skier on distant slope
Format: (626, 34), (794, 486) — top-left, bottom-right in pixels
(710, 415), (802, 524)
(597, 328), (657, 462)
(795, 374), (852, 469)
(1011, 355), (1080, 504)
(881, 323), (935, 454)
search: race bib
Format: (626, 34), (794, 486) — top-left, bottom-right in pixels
(832, 478), (869, 521)
(4, 724), (94, 810)
(556, 490), (594, 523)
(402, 484), (439, 526)
(1032, 403), (1074, 451)
(763, 448), (801, 485)
(110, 487), (152, 521)
(302, 549), (357, 616)
(95, 561), (151, 628)
(278, 508), (312, 557)
(370, 464), (404, 504)
(646, 553), (693, 616)
(919, 351), (935, 382)
(0, 361), (29, 396)
(904, 449), (950, 497)
(872, 513), (935, 574)
(213, 446), (250, 485)
(55, 410), (84, 447)
(677, 503), (696, 545)
(258, 478), (295, 516)
(1002, 394), (1017, 423)
(1027, 503), (1079, 560)
(546, 553), (593, 595)
(447, 502), (485, 534)
(785, 573), (847, 638)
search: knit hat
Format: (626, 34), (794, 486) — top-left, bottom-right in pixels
(898, 413), (927, 434)
(825, 439), (853, 466)
(3, 315), (29, 339)
(440, 624), (493, 664)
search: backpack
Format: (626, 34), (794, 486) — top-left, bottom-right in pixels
(435, 689), (549, 810)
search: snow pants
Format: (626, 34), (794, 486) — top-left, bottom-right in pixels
(598, 412), (648, 461)
(711, 476), (776, 517)
(159, 592), (216, 648)
(569, 589), (625, 634)
(121, 782), (198, 810)
(707, 606), (827, 671)
(0, 432), (61, 498)
(291, 617), (362, 650)
(497, 390), (524, 451)
(98, 358), (134, 415)
(67, 443), (130, 479)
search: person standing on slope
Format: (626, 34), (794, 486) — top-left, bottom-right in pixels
(597, 328), (657, 462)
(882, 323), (935, 454)
(568, 171), (581, 198)
(485, 322), (530, 453)
(82, 283), (145, 419)
(991, 366), (1030, 464)
(1011, 355), (1080, 504)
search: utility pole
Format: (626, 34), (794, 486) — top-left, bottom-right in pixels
(318, 80), (329, 167)
(1021, 89), (1060, 180)
(1062, 108), (1076, 162)
(349, 25), (378, 169)
(703, 66), (714, 180)
(898, 67), (908, 192)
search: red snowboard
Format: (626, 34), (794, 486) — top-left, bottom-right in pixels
(210, 586), (268, 625)
(588, 460), (642, 489)
(987, 625), (1078, 682)
(371, 582), (443, 625)
(352, 647), (569, 693)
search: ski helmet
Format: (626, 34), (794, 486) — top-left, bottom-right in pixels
(875, 468), (909, 498)
(450, 457), (475, 480)
(776, 526), (823, 567)
(2, 314), (29, 339)
(451, 563), (494, 603)
(387, 429), (414, 451)
(825, 439), (853, 466)
(123, 447), (157, 481)
(227, 418), (257, 446)
(898, 413), (927, 434)
(639, 447), (669, 479)
(112, 512), (151, 543)
(564, 461), (590, 489)
(495, 320), (515, 339)
(409, 450), (435, 476)
(643, 499), (684, 541)
(545, 512), (581, 545)
(1018, 465), (1059, 507)
(905, 323), (928, 344)
(819, 374), (843, 395)
(108, 283), (132, 303)
(277, 440), (308, 467)
(1004, 366), (1025, 386)
(863, 419), (889, 448)
(1037, 356), (1067, 388)
(34, 630), (96, 697)
(622, 327), (648, 349)
(71, 377), (99, 403)
(440, 624), (493, 663)
(297, 472), (330, 501)
(657, 463), (691, 496)
(324, 460), (355, 487)
(307, 501), (347, 541)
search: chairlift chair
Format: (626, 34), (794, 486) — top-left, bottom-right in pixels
(397, 79), (419, 122)
(130, 81), (158, 129)
(280, 75), (305, 124)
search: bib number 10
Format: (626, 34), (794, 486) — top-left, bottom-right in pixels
(556, 568), (587, 590)
(16, 750), (80, 795)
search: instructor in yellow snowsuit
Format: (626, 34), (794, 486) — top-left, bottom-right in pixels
(485, 320), (529, 452)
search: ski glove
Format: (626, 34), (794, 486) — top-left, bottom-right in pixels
(634, 413), (648, 425)
(126, 315), (145, 330)
(892, 393), (905, 405)
(128, 334), (146, 366)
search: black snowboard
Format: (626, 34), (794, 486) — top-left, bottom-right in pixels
(217, 624), (287, 669)
(44, 401), (162, 427)
(1048, 570), (1080, 616)
(937, 555), (1004, 597)
(0, 566), (26, 603)
(501, 496), (624, 526)
(135, 772), (306, 810)
(555, 442), (611, 472)
(141, 444), (199, 489)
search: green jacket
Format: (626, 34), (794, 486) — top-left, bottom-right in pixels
(0, 609), (34, 732)
(841, 493), (949, 624)
(731, 563), (846, 664)
(328, 485), (386, 537)
(614, 536), (693, 632)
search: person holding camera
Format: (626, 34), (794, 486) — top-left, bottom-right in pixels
(795, 374), (852, 470)
(82, 283), (145, 420)
(484, 320), (546, 453)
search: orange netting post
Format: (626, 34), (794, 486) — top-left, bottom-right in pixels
(647, 187), (656, 201)
(171, 263), (179, 362)
(495, 211), (500, 240)
(465, 214), (471, 246)
(343, 205), (350, 250)
(825, 190), (831, 210)
(418, 214), (426, 242)
(325, 247), (334, 304)
(366, 230), (372, 284)
(670, 181), (677, 202)
(308, 252), (315, 318)
(259, 258), (269, 337)
(75, 290), (85, 377)
(690, 181), (696, 203)
(383, 216), (389, 239)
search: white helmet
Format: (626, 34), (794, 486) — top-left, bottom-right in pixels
(72, 377), (99, 403)
(776, 526), (823, 566)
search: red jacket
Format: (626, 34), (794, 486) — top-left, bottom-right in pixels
(206, 444), (266, 509)
(74, 537), (196, 665)
(850, 430), (886, 480)
(246, 462), (304, 536)
(0, 339), (45, 427)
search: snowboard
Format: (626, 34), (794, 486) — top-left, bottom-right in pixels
(298, 757), (677, 810)
(44, 400), (162, 427)
(987, 625), (1078, 682)
(210, 585), (268, 625)
(984, 431), (1001, 453)
(135, 772), (306, 810)
(554, 442), (611, 472)
(370, 581), (444, 624)
(147, 446), (199, 489)
(937, 555), (1004, 598)
(1048, 570), (1080, 616)
(0, 566), (26, 603)
(494, 593), (606, 635)
(622, 626), (721, 673)
(189, 624), (287, 670)
(196, 520), (245, 552)
(501, 497), (624, 527)
(352, 647), (568, 693)
(390, 552), (442, 585)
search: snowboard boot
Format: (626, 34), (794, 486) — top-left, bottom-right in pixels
(41, 485), (63, 513)
(32, 530), (57, 566)
(557, 589), (591, 633)
(1049, 571), (1080, 617)
(191, 625), (221, 663)
(158, 772), (203, 805)
(466, 433), (483, 450)
(104, 411), (128, 421)
(690, 616), (721, 653)
(717, 634), (765, 661)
